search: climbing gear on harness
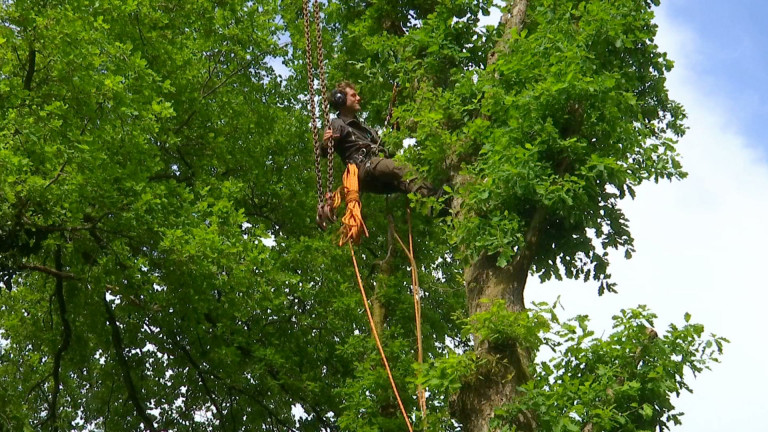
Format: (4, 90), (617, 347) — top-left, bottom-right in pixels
(303, 0), (334, 230)
(334, 164), (368, 246)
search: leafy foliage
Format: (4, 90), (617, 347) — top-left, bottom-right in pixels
(0, 0), (722, 431)
(492, 306), (727, 432)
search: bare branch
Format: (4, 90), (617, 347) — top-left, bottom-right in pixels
(104, 296), (158, 432)
(19, 264), (77, 280)
(41, 246), (73, 432)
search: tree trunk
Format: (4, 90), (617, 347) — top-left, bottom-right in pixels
(449, 3), (535, 431)
(452, 205), (544, 432)
(451, 254), (531, 432)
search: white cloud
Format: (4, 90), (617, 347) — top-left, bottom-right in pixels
(527, 6), (768, 431)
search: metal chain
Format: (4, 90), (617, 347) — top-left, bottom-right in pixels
(303, 0), (323, 208)
(312, 0), (333, 198)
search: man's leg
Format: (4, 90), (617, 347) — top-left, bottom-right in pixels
(359, 157), (435, 196)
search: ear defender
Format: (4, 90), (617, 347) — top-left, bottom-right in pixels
(330, 89), (347, 111)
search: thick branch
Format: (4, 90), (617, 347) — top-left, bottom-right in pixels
(19, 264), (77, 280)
(510, 205), (547, 288)
(103, 296), (158, 432)
(48, 247), (72, 431)
(23, 47), (36, 91)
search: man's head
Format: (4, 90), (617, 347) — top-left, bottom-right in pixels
(330, 81), (361, 114)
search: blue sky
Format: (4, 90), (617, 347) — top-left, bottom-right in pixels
(529, 2), (768, 431)
(664, 0), (768, 156)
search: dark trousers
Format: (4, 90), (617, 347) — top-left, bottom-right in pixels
(358, 157), (434, 197)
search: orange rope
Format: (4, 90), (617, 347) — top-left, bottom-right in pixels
(337, 164), (421, 428)
(335, 164), (368, 246)
(349, 242), (414, 432)
(392, 209), (426, 418)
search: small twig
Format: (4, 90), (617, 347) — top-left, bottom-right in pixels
(12, 45), (23, 69)
(176, 344), (225, 424)
(44, 160), (68, 189)
(172, 110), (198, 134)
(200, 63), (248, 100)
(24, 372), (53, 403)
(134, 11), (147, 48)
(200, 63), (217, 98)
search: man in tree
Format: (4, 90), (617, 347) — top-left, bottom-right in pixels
(323, 81), (434, 196)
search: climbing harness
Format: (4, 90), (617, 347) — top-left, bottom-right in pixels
(334, 164), (368, 245)
(303, 0), (334, 230)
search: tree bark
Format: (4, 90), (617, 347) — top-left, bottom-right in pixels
(452, 207), (544, 432)
(487, 0), (528, 67)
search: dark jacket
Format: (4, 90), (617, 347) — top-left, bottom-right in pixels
(327, 113), (383, 164)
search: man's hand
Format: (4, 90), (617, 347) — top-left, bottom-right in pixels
(323, 128), (338, 144)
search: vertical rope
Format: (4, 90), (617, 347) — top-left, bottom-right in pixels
(407, 209), (426, 418)
(384, 82), (399, 129)
(392, 210), (426, 418)
(349, 242), (414, 432)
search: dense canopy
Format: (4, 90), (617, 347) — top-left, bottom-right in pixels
(0, 1), (724, 431)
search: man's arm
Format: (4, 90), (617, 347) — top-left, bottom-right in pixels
(321, 118), (345, 158)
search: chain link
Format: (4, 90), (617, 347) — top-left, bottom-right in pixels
(313, 0), (333, 199)
(303, 0), (324, 208)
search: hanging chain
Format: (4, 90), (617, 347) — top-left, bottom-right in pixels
(303, 0), (323, 209)
(313, 0), (333, 198)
